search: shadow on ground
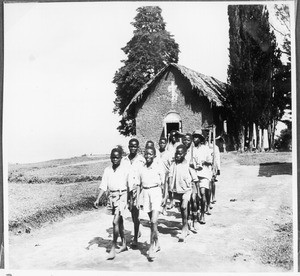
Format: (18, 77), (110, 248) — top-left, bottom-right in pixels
(258, 162), (292, 177)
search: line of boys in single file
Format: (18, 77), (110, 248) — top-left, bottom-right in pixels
(94, 129), (221, 261)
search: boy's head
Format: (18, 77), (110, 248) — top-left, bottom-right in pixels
(144, 146), (156, 165)
(182, 133), (192, 149)
(169, 130), (179, 143)
(192, 130), (205, 146)
(128, 138), (139, 155)
(175, 144), (187, 163)
(145, 140), (155, 149)
(110, 147), (122, 167)
(158, 137), (167, 150)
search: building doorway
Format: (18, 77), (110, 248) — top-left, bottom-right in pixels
(163, 111), (182, 140)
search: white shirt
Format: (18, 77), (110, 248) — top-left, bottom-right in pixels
(192, 144), (213, 180)
(122, 154), (145, 191)
(139, 161), (165, 188)
(99, 164), (128, 192)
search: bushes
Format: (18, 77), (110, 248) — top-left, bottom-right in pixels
(275, 128), (292, 151)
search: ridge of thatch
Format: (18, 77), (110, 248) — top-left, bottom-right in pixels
(123, 63), (227, 117)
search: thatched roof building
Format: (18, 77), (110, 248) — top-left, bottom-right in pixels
(123, 63), (228, 145)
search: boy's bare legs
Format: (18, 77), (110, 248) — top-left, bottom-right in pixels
(148, 210), (160, 259)
(179, 198), (189, 241)
(211, 178), (216, 203)
(118, 215), (127, 253)
(199, 187), (206, 224)
(108, 212), (120, 260)
(205, 185), (212, 215)
(131, 206), (140, 248)
(190, 192), (198, 232)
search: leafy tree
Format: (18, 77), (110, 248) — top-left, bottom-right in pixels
(113, 6), (179, 136)
(227, 5), (283, 151)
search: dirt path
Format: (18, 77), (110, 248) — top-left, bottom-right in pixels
(8, 158), (292, 272)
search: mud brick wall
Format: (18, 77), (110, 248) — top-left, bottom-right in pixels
(135, 67), (213, 148)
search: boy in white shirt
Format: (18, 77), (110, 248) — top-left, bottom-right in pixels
(94, 147), (128, 260)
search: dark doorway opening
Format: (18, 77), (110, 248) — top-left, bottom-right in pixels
(166, 122), (180, 138)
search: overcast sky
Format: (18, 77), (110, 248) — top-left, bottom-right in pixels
(3, 1), (292, 163)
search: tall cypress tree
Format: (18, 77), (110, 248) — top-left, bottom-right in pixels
(227, 5), (281, 151)
(113, 6), (179, 136)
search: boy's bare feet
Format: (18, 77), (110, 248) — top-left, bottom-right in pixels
(117, 243), (128, 254)
(178, 227), (189, 242)
(131, 240), (138, 249)
(107, 247), (116, 260)
(199, 213), (206, 224)
(148, 246), (155, 259)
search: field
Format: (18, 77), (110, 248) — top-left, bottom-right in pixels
(8, 154), (110, 233)
(8, 151), (293, 271)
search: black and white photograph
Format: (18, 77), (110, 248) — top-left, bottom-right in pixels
(2, 0), (296, 273)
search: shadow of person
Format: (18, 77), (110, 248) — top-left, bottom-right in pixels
(166, 210), (182, 219)
(86, 236), (111, 252)
(106, 227), (132, 240)
(157, 219), (181, 238)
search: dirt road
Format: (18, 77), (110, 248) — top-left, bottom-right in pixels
(9, 157), (292, 272)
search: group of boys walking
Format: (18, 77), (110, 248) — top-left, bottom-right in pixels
(94, 129), (221, 261)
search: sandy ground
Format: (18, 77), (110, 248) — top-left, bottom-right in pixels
(8, 157), (292, 272)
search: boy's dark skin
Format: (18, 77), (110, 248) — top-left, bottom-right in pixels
(94, 150), (127, 260)
(190, 134), (211, 224)
(145, 140), (155, 149)
(127, 140), (141, 248)
(183, 134), (199, 232)
(158, 137), (167, 153)
(142, 147), (165, 259)
(169, 130), (179, 145)
(164, 146), (195, 241)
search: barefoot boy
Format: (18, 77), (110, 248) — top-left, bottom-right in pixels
(94, 147), (128, 260)
(191, 130), (213, 224)
(182, 133), (199, 232)
(165, 144), (198, 242)
(138, 146), (166, 259)
(122, 138), (145, 248)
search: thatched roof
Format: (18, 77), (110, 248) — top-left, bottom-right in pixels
(123, 63), (227, 117)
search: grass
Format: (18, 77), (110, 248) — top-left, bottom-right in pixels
(221, 151), (292, 166)
(8, 154), (110, 184)
(8, 154), (111, 234)
(260, 221), (293, 270)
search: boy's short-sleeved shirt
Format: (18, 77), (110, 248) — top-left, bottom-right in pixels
(99, 164), (128, 192)
(122, 154), (145, 191)
(193, 144), (213, 180)
(208, 143), (221, 171)
(139, 162), (165, 188)
(185, 146), (193, 164)
(169, 159), (198, 193)
(156, 149), (172, 173)
(166, 141), (181, 160)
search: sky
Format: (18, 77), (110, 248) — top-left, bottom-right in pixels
(3, 1), (292, 163)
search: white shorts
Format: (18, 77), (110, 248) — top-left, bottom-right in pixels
(198, 177), (210, 189)
(141, 186), (162, 213)
(107, 191), (127, 216)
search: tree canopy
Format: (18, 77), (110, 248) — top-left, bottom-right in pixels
(227, 5), (285, 151)
(113, 6), (179, 136)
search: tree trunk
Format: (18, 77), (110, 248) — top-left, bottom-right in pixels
(267, 124), (272, 151)
(269, 119), (276, 151)
(249, 123), (254, 152)
(261, 128), (265, 152)
(238, 126), (245, 153)
(256, 124), (261, 152)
